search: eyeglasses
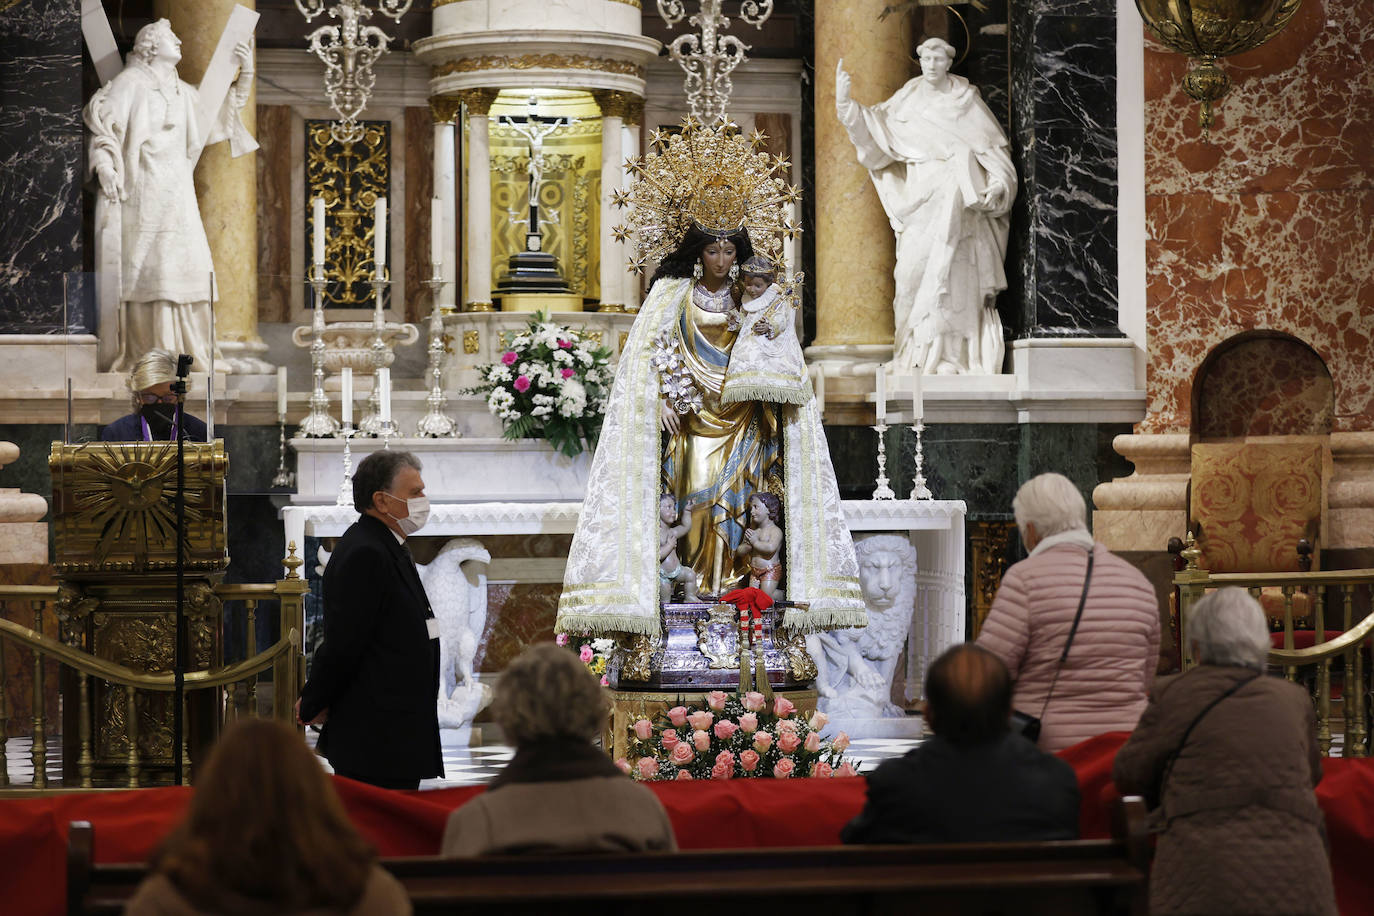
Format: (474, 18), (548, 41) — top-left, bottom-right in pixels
(139, 393), (179, 405)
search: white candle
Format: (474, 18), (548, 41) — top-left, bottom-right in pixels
(911, 368), (923, 421)
(276, 366), (288, 416)
(430, 197), (443, 276)
(340, 368), (353, 427)
(374, 196), (387, 271)
(312, 197), (325, 267)
(875, 364), (886, 422)
(378, 367), (391, 424)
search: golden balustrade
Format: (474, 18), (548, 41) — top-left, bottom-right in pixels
(1175, 535), (1374, 758)
(0, 545), (309, 794)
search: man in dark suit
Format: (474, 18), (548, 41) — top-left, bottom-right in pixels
(296, 450), (443, 790)
(100, 348), (209, 442)
(841, 643), (1080, 843)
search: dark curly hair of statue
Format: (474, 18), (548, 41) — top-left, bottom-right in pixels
(749, 491), (783, 528)
(649, 224), (755, 289)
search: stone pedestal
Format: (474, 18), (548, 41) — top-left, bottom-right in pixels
(0, 441), (48, 564)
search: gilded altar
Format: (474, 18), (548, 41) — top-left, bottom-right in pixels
(49, 441), (229, 784)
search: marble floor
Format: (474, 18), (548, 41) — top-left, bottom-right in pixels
(3, 732), (925, 790)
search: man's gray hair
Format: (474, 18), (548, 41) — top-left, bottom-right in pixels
(916, 37), (956, 62)
(1187, 587), (1271, 670)
(1011, 472), (1087, 541)
(131, 19), (173, 65)
(352, 450), (422, 513)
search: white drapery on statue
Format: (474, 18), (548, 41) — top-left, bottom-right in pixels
(556, 278), (866, 639)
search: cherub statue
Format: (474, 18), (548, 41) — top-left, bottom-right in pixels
(659, 494), (701, 604)
(736, 492), (785, 600)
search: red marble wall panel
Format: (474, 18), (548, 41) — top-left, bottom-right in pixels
(476, 583), (560, 673)
(1196, 335), (1334, 439)
(1142, 0), (1374, 433)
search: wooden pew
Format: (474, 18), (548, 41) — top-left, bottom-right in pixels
(69, 797), (1148, 916)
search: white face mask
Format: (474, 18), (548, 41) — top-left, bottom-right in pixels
(383, 492), (430, 535)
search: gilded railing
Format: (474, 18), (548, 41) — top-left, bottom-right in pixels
(1175, 534), (1374, 758)
(0, 544), (308, 792)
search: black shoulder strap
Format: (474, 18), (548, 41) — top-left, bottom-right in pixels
(1038, 548), (1095, 721)
(1158, 672), (1259, 802)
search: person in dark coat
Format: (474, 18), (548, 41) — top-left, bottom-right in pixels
(842, 643), (1080, 844)
(1113, 587), (1336, 916)
(297, 450), (443, 790)
(100, 348), (208, 442)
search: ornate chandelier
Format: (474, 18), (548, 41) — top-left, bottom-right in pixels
(656, 0), (773, 124)
(296, 0), (413, 143)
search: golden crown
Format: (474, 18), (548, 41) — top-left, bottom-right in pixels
(611, 117), (803, 275)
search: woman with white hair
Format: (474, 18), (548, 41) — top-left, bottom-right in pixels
(976, 472), (1160, 751)
(99, 348), (208, 442)
(1113, 588), (1335, 915)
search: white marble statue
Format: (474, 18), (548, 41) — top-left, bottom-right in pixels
(810, 533), (920, 737)
(837, 38), (1016, 376)
(418, 538), (493, 733)
(84, 19), (258, 373)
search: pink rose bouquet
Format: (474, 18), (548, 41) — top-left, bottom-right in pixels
(667, 706), (689, 727)
(706, 690), (730, 711)
(738, 712), (759, 733)
(773, 696), (796, 718)
(742, 692), (767, 712)
(773, 758), (796, 778)
(686, 710), (715, 731)
(713, 720), (739, 741)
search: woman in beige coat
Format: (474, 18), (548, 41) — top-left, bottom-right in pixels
(442, 643), (677, 856)
(1114, 588), (1335, 915)
(977, 472), (1161, 751)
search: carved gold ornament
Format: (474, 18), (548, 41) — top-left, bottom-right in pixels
(463, 330), (480, 353)
(436, 55), (646, 80)
(613, 118), (801, 274)
(1136, 0), (1302, 129)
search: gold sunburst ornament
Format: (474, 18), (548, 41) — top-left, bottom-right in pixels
(612, 117), (802, 275)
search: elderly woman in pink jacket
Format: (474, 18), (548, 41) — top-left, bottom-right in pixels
(977, 472), (1160, 751)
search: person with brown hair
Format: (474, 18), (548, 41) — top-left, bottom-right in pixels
(441, 643), (676, 856)
(125, 719), (410, 915)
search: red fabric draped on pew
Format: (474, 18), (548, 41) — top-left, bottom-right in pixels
(7, 733), (1374, 916)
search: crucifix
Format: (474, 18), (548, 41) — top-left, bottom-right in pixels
(498, 96), (578, 253)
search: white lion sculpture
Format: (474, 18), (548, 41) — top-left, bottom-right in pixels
(810, 533), (918, 725)
(418, 537), (492, 731)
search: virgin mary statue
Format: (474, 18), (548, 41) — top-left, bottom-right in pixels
(556, 121), (866, 644)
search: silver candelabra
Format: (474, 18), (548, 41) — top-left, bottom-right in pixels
(297, 266), (341, 438)
(356, 272), (397, 439)
(871, 422), (895, 500)
(272, 411), (296, 488)
(911, 420), (933, 500)
(415, 266), (458, 438)
(336, 426), (356, 506)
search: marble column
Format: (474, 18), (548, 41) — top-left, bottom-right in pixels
(592, 90), (628, 312)
(157, 0), (267, 372)
(458, 89), (498, 312)
(811, 0), (911, 350)
(430, 96), (461, 312)
(621, 97), (644, 312)
(0, 0), (85, 334)
(1010, 0), (1120, 337)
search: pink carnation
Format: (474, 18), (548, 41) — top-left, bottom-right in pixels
(614, 757), (631, 775)
(632, 718), (653, 741)
(778, 732), (801, 755)
(661, 728), (680, 750)
(753, 731), (774, 752)
(501, 350), (518, 365)
(835, 762), (860, 778)
(713, 720), (739, 741)
(832, 732), (851, 753)
(773, 696), (796, 718)
(670, 742), (695, 766)
(555, 633), (569, 647)
(578, 645), (593, 663)
(804, 731), (822, 753)
(773, 758), (796, 778)
(557, 339), (572, 349)
(667, 706), (689, 727)
(513, 375), (531, 393)
(741, 691), (766, 712)
(637, 756), (659, 780)
(675, 770), (694, 780)
(687, 710), (715, 732)
(738, 712), (759, 733)
(739, 749), (760, 772)
(561, 367), (575, 378)
(811, 761), (834, 779)
(692, 729), (711, 752)
(705, 690), (729, 711)
(711, 761), (734, 780)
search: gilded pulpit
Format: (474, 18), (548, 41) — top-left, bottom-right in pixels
(49, 441), (228, 784)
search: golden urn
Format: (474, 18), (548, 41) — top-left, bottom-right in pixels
(1136, 0), (1302, 128)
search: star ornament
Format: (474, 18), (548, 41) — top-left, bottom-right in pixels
(611, 190), (632, 210)
(612, 224), (631, 243)
(748, 128), (768, 149)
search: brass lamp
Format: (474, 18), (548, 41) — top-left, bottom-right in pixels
(1136, 0), (1302, 129)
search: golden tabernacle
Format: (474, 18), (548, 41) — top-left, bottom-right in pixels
(48, 442), (229, 784)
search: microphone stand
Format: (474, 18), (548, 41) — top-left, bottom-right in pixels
(171, 353), (193, 785)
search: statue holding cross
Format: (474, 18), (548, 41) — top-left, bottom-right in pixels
(83, 13), (259, 373)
